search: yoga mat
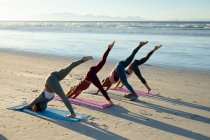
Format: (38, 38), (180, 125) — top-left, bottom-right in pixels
(54, 96), (111, 109)
(7, 104), (90, 122)
(110, 87), (159, 97)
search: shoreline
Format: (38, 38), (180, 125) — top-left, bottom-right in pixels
(1, 48), (210, 75)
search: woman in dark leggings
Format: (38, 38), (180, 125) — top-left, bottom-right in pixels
(115, 45), (162, 96)
(66, 42), (115, 105)
(95, 41), (148, 101)
(18, 56), (92, 118)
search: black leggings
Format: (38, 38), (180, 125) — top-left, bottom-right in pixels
(131, 50), (154, 84)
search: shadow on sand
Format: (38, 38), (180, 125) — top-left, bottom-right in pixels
(0, 134), (7, 140)
(123, 99), (210, 124)
(104, 91), (210, 112)
(151, 95), (210, 112)
(22, 111), (128, 140)
(106, 92), (210, 124)
(96, 104), (210, 140)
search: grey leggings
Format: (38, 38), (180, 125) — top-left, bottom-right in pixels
(26, 59), (84, 114)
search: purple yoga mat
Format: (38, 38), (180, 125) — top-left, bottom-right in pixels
(110, 87), (159, 97)
(54, 96), (111, 109)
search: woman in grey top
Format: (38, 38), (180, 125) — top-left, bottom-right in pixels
(19, 56), (93, 118)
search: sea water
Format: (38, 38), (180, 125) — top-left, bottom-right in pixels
(0, 21), (210, 71)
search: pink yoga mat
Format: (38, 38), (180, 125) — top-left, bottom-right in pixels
(54, 96), (111, 109)
(110, 87), (159, 97)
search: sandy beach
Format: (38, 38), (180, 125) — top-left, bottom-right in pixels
(0, 50), (210, 140)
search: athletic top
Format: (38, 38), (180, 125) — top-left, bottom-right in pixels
(125, 71), (131, 78)
(125, 67), (133, 78)
(109, 68), (132, 84)
(109, 69), (116, 84)
(44, 90), (55, 99)
(109, 69), (118, 84)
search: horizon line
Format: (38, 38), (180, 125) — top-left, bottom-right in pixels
(0, 20), (210, 22)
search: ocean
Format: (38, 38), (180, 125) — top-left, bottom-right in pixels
(0, 21), (210, 72)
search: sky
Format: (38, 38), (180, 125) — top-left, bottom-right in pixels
(0, 0), (210, 21)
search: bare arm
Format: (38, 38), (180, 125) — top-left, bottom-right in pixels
(105, 84), (111, 91)
(95, 77), (112, 94)
(144, 83), (151, 93)
(94, 79), (105, 94)
(114, 80), (121, 89)
(120, 84), (124, 88)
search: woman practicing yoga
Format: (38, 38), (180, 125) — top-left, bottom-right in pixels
(114, 45), (162, 96)
(95, 41), (148, 101)
(18, 56), (93, 118)
(66, 42), (115, 105)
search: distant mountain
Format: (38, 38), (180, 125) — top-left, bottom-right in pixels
(31, 12), (144, 21)
(2, 12), (208, 21)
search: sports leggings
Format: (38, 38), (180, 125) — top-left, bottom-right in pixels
(45, 59), (84, 114)
(68, 48), (111, 101)
(131, 50), (154, 84)
(115, 45), (141, 94)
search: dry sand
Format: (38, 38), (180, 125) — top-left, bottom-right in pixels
(0, 51), (210, 140)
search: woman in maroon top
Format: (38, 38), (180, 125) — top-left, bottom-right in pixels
(66, 41), (115, 105)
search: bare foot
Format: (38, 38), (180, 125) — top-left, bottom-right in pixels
(108, 41), (115, 49)
(66, 113), (76, 118)
(154, 45), (162, 51)
(108, 100), (113, 105)
(139, 41), (148, 47)
(82, 56), (93, 62)
(147, 88), (151, 94)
